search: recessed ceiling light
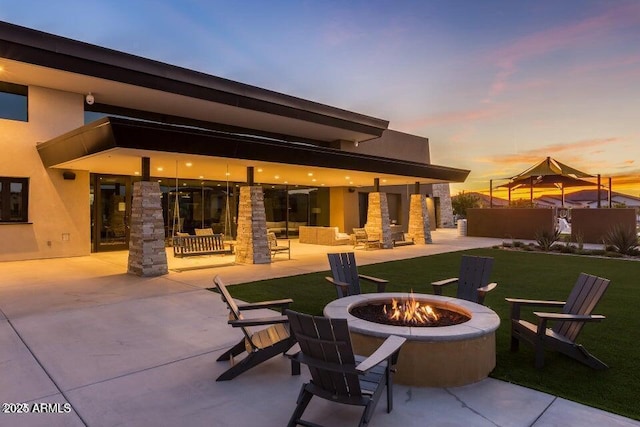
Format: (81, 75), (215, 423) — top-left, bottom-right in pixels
(312, 179), (316, 182)
(382, 179), (387, 183)
(284, 181), (288, 184)
(225, 172), (230, 176)
(350, 182), (354, 185)
(157, 167), (163, 172)
(134, 171), (140, 175)
(182, 183), (187, 186)
(185, 162), (193, 167)
(274, 175), (280, 179)
(257, 168), (263, 172)
(345, 176), (350, 180)
(308, 172), (313, 176)
(199, 175), (204, 179)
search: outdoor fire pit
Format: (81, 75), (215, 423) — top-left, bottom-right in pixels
(324, 293), (500, 387)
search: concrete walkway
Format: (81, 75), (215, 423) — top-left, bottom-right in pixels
(1, 229), (638, 426)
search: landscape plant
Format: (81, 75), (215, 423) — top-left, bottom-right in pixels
(604, 224), (639, 255)
(534, 228), (561, 251)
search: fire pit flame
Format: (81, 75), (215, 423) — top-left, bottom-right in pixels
(383, 291), (439, 326)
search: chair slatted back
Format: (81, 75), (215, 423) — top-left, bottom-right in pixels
(287, 311), (361, 397)
(213, 276), (254, 346)
(328, 252), (361, 298)
(458, 255), (494, 303)
(555, 273), (610, 341)
(267, 232), (278, 248)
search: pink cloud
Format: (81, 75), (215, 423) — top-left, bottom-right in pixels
(396, 105), (505, 131)
(483, 3), (640, 101)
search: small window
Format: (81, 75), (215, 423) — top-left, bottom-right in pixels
(0, 82), (28, 122)
(0, 177), (29, 222)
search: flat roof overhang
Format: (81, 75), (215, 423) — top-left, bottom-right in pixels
(0, 21), (387, 144)
(37, 117), (470, 187)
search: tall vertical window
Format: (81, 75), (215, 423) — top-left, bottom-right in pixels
(0, 82), (28, 122)
(0, 177), (29, 222)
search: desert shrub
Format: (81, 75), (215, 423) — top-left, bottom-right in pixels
(535, 228), (561, 251)
(513, 241), (524, 248)
(604, 224), (639, 255)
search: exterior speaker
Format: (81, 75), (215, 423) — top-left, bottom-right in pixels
(62, 171), (76, 180)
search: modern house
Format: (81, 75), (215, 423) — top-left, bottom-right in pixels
(0, 21), (469, 263)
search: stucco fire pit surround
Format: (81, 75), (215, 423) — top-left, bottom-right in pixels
(324, 293), (500, 387)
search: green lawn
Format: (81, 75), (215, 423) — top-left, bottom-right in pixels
(222, 249), (640, 420)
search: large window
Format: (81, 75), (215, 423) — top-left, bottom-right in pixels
(0, 82), (28, 122)
(0, 177), (29, 222)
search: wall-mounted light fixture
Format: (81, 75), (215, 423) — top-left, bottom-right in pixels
(85, 93), (95, 105)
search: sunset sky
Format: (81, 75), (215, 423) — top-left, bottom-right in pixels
(2, 1), (638, 197)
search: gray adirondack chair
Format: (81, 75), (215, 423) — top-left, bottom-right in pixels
(431, 255), (497, 304)
(213, 276), (299, 381)
(325, 252), (388, 298)
(285, 310), (405, 427)
(506, 272), (610, 369)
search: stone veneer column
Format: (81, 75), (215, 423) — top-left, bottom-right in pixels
(408, 194), (432, 244)
(432, 183), (455, 228)
(365, 192), (393, 249)
(234, 186), (270, 264)
(127, 181), (168, 276)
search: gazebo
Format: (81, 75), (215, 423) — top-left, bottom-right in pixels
(496, 157), (597, 207)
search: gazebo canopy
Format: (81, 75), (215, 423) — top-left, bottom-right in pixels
(507, 156), (594, 181)
(496, 157), (598, 207)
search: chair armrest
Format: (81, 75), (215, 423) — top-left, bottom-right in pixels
(229, 315), (289, 327)
(431, 277), (458, 295)
(356, 335), (406, 373)
(237, 298), (293, 314)
(534, 312), (605, 336)
(359, 274), (388, 292)
(477, 282), (497, 294)
(505, 298), (566, 307)
(432, 277), (458, 287)
(325, 277), (350, 293)
(506, 298), (565, 321)
(534, 312), (605, 322)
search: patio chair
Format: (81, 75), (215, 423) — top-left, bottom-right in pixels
(506, 272), (610, 369)
(285, 310), (406, 427)
(431, 255), (497, 304)
(326, 252), (388, 298)
(213, 275), (299, 381)
(352, 228), (380, 250)
(268, 231), (291, 259)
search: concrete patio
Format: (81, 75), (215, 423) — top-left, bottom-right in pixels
(1, 229), (638, 426)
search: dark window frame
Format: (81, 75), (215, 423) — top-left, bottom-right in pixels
(0, 81), (29, 122)
(0, 177), (29, 222)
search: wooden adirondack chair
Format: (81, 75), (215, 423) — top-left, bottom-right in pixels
(213, 276), (299, 381)
(431, 255), (497, 304)
(325, 252), (388, 298)
(506, 273), (610, 369)
(285, 310), (406, 427)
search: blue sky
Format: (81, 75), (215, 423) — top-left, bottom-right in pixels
(2, 0), (639, 196)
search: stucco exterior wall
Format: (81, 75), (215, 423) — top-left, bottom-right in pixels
(330, 187), (359, 234)
(0, 86), (89, 261)
(340, 129), (430, 164)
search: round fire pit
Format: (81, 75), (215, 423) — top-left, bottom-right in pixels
(324, 293), (500, 387)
